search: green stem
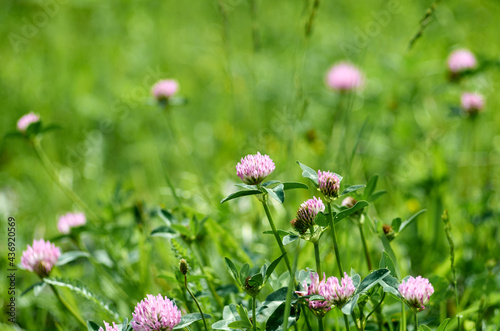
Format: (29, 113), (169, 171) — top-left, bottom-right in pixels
(305, 0), (320, 37)
(312, 228), (322, 276)
(358, 223), (372, 271)
(192, 243), (224, 310)
(302, 307), (313, 331)
(49, 284), (87, 328)
(33, 138), (100, 224)
(400, 302), (406, 331)
(326, 202), (343, 277)
(261, 200), (292, 272)
(318, 316), (324, 331)
(250, 0), (260, 51)
(185, 275), (208, 331)
(343, 314), (350, 331)
(252, 296), (257, 331)
(414, 310), (418, 330)
(283, 238), (301, 330)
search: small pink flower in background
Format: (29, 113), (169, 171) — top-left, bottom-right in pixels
(320, 272), (356, 307)
(399, 276), (434, 311)
(17, 112), (40, 132)
(461, 92), (484, 114)
(326, 63), (364, 91)
(292, 197), (325, 234)
(152, 80), (179, 101)
(447, 49), (477, 73)
(99, 321), (120, 331)
(236, 152), (275, 185)
(21, 239), (61, 278)
(58, 212), (86, 234)
(131, 294), (182, 331)
(296, 272), (332, 315)
(318, 170), (341, 199)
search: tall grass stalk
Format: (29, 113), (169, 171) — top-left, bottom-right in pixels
(442, 209), (461, 331)
(32, 137), (100, 224)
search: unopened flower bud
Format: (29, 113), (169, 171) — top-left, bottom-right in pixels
(17, 112), (40, 133)
(179, 259), (188, 275)
(292, 197), (325, 234)
(244, 276), (261, 297)
(382, 224), (393, 235)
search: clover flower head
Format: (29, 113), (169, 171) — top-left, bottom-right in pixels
(461, 92), (484, 115)
(99, 321), (120, 331)
(320, 272), (356, 307)
(296, 272), (331, 316)
(17, 112), (40, 133)
(57, 212), (86, 234)
(292, 197), (325, 234)
(448, 49), (476, 73)
(326, 62), (364, 91)
(152, 80), (179, 101)
(131, 294), (182, 331)
(236, 152), (275, 185)
(398, 276), (434, 311)
(21, 239), (61, 278)
(318, 170), (341, 199)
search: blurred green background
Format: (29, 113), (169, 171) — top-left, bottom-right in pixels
(1, 0), (500, 329)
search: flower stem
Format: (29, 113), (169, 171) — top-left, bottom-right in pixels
(414, 310), (418, 330)
(313, 241), (322, 277)
(400, 302), (406, 331)
(343, 314), (350, 331)
(318, 316), (324, 331)
(184, 275), (208, 331)
(32, 138), (100, 224)
(283, 238), (301, 330)
(261, 200), (292, 273)
(49, 284), (87, 328)
(326, 202), (343, 277)
(252, 296), (257, 331)
(358, 222), (372, 271)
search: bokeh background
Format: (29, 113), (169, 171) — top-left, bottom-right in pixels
(1, 0), (500, 329)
